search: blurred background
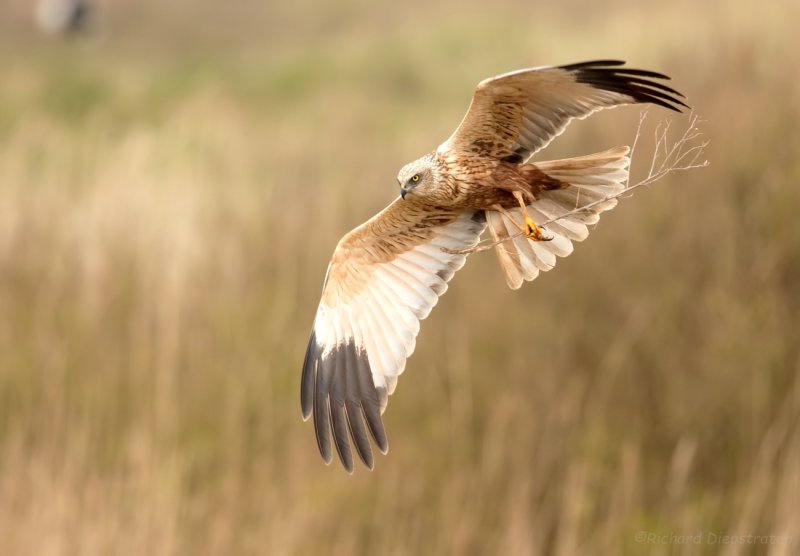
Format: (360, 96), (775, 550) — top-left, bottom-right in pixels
(0, 0), (798, 554)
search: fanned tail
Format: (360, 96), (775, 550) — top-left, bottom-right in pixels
(488, 146), (630, 289)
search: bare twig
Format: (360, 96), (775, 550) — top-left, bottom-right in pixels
(625, 110), (648, 189)
(443, 112), (709, 256)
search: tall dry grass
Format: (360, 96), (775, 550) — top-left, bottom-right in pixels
(0, 0), (798, 554)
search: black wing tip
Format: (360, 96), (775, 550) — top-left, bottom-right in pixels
(363, 386), (389, 454)
(329, 355), (356, 473)
(306, 337), (389, 472)
(565, 60), (689, 113)
(316, 432), (333, 465)
(330, 405), (355, 473)
(313, 403), (333, 465)
(300, 330), (318, 420)
(336, 440), (355, 474)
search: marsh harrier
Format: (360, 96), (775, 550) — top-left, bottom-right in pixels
(301, 60), (687, 472)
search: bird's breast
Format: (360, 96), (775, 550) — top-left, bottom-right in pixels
(437, 157), (527, 210)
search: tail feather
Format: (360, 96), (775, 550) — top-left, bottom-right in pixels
(489, 146), (630, 290)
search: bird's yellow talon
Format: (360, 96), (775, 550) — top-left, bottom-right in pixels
(524, 216), (552, 242)
(510, 190), (552, 242)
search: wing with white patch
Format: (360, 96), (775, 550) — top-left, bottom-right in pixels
(301, 199), (486, 472)
(440, 60), (687, 163)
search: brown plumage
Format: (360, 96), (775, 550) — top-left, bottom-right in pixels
(301, 60), (687, 472)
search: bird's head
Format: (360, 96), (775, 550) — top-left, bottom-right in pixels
(397, 155), (436, 200)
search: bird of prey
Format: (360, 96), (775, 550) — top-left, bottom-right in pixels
(301, 60), (687, 472)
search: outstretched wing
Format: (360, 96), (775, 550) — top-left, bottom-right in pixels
(439, 60), (687, 163)
(301, 199), (487, 472)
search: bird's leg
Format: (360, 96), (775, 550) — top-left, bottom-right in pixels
(511, 191), (552, 241)
(491, 204), (525, 234)
(490, 202), (551, 242)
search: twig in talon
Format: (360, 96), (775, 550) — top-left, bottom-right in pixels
(539, 114), (709, 228)
(440, 231), (524, 255)
(440, 246), (474, 255)
(626, 110), (648, 189)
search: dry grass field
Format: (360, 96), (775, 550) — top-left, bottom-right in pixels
(0, 0), (798, 554)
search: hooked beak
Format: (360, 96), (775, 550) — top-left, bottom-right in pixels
(400, 184), (411, 200)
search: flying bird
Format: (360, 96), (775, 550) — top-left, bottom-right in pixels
(301, 60), (687, 472)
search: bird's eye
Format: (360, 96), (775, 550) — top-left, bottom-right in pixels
(410, 174), (421, 183)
